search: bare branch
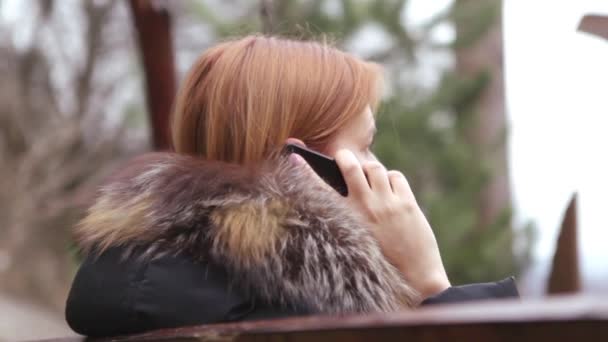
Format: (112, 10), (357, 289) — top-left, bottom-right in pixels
(74, 0), (115, 118)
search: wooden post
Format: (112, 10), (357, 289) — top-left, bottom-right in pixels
(128, 0), (176, 150)
(547, 193), (580, 294)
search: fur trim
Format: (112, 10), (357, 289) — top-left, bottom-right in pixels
(75, 152), (420, 313)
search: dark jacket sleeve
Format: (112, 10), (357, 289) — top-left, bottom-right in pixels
(420, 277), (519, 306)
(65, 247), (311, 337)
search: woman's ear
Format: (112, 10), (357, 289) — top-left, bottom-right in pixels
(285, 137), (306, 147)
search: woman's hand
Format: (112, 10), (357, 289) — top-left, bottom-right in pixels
(334, 149), (451, 299)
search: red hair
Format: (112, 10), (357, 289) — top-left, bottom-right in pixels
(172, 35), (383, 164)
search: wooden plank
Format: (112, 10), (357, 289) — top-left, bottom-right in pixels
(578, 15), (608, 41)
(37, 295), (608, 341)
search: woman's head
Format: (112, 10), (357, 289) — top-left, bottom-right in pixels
(171, 35), (382, 164)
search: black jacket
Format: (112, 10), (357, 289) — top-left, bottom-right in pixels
(65, 153), (518, 337)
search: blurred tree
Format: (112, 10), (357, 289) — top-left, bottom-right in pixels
(0, 0), (144, 312)
(179, 0), (533, 285)
(374, 0), (533, 284)
(453, 0), (510, 232)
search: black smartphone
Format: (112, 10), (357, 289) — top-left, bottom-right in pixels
(284, 143), (348, 196)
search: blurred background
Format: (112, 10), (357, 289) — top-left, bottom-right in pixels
(0, 0), (606, 340)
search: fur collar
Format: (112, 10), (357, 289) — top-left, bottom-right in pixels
(75, 152), (420, 313)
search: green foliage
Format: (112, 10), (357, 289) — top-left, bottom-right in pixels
(189, 0), (533, 285)
(374, 74), (533, 284)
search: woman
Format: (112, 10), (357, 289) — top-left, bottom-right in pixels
(65, 35), (518, 337)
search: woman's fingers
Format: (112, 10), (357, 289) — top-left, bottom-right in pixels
(363, 161), (392, 195)
(387, 170), (414, 201)
(335, 149), (370, 197)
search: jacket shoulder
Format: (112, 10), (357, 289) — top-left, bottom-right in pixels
(65, 247), (251, 336)
(421, 277), (520, 306)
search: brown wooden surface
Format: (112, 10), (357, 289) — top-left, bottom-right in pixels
(547, 193), (581, 294)
(38, 295), (608, 341)
(128, 0), (176, 150)
(578, 14), (608, 41)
